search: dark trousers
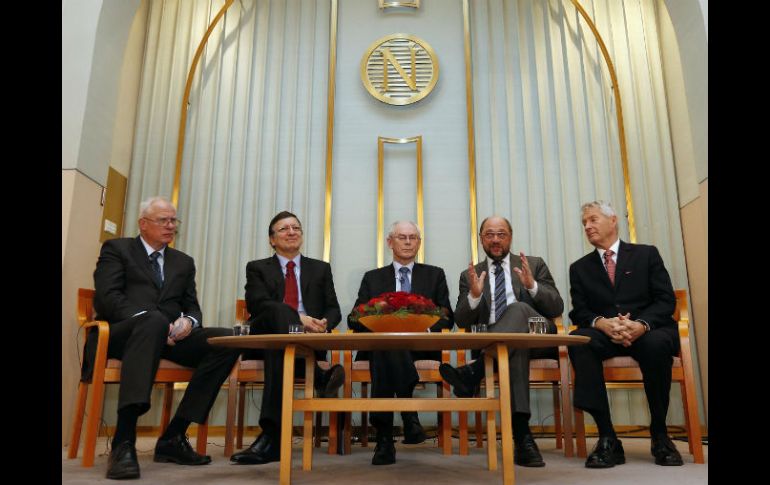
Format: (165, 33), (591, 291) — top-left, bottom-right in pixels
(479, 302), (552, 415)
(568, 326), (679, 436)
(84, 310), (240, 422)
(368, 349), (438, 433)
(250, 304), (327, 438)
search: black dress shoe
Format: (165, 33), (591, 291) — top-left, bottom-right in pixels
(401, 413), (427, 444)
(372, 435), (396, 465)
(106, 440), (140, 480)
(514, 434), (545, 467)
(230, 433), (280, 465)
(439, 363), (482, 398)
(651, 435), (684, 466)
(585, 436), (626, 468)
(315, 364), (345, 398)
(154, 434), (212, 465)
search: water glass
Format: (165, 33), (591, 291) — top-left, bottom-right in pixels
(241, 323), (251, 336)
(528, 316), (547, 334)
(288, 323), (304, 334)
(233, 324), (243, 336)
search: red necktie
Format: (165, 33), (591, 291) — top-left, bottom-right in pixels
(284, 260), (299, 310)
(604, 249), (616, 285)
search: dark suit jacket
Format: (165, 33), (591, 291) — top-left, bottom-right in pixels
(347, 263), (455, 333)
(454, 253), (563, 329)
(83, 236), (203, 379)
(568, 241), (676, 331)
(244, 254), (341, 329)
(93, 236), (202, 325)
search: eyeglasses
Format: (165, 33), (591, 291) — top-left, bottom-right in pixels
(393, 235), (420, 242)
(144, 217), (181, 227)
(276, 225), (303, 234)
(481, 232), (509, 241)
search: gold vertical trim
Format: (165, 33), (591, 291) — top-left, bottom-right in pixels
(569, 0), (636, 242)
(377, 136), (424, 267)
(323, 0), (338, 262)
(462, 0), (479, 264)
(173, 0), (235, 211)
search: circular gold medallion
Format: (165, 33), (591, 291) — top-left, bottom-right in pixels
(360, 34), (439, 106)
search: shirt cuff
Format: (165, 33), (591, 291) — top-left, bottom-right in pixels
(638, 319), (651, 332)
(527, 281), (539, 297)
(184, 315), (200, 328)
(467, 293), (482, 310)
(591, 316), (601, 327)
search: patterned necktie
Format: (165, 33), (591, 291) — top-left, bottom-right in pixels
(284, 260), (299, 310)
(604, 249), (616, 285)
(399, 266), (411, 293)
(149, 251), (163, 288)
(493, 260), (507, 322)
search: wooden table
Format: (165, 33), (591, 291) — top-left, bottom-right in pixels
(209, 332), (589, 485)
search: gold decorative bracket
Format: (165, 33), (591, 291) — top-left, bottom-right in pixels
(377, 136), (424, 267)
(379, 0), (420, 9)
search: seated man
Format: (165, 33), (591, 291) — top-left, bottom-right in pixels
(439, 216), (563, 467)
(82, 196), (241, 480)
(568, 201), (683, 468)
(348, 221), (454, 465)
(230, 211), (345, 465)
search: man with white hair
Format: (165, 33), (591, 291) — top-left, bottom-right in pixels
(348, 221), (454, 465)
(568, 201), (683, 468)
(83, 196), (240, 480)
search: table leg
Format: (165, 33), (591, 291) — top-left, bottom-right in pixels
(496, 343), (514, 485)
(280, 345), (297, 485)
(303, 354), (314, 471)
(484, 353), (497, 471)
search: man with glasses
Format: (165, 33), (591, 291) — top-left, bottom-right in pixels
(230, 211), (345, 465)
(347, 221), (454, 465)
(438, 216), (563, 467)
(84, 196), (241, 479)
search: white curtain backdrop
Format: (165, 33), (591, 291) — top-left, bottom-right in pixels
(125, 0), (692, 427)
(469, 0), (689, 426)
(126, 0), (331, 328)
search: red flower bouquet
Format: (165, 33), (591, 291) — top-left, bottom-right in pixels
(351, 291), (444, 333)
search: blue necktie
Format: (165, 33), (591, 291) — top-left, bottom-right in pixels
(493, 260), (506, 322)
(399, 266), (411, 293)
(149, 251), (163, 288)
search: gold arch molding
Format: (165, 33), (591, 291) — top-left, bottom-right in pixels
(172, 0), (635, 253)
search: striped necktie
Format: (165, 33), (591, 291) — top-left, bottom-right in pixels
(493, 260), (507, 322)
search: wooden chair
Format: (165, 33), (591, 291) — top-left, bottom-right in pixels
(67, 289), (208, 467)
(460, 317), (574, 457)
(223, 299), (341, 456)
(340, 331), (453, 455)
(572, 289), (704, 463)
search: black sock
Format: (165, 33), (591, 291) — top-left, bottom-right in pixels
(113, 405), (141, 447)
(160, 416), (191, 440)
(469, 356), (485, 374)
(591, 411), (617, 439)
(512, 413), (532, 442)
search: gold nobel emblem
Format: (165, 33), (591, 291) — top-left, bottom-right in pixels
(360, 34), (439, 106)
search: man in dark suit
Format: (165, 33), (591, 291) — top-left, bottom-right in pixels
(568, 200), (683, 468)
(439, 216), (563, 467)
(230, 211), (345, 465)
(84, 196), (241, 480)
(347, 221), (454, 465)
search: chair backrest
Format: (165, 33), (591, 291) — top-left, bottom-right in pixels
(236, 299), (250, 324)
(673, 288), (688, 328)
(78, 288), (96, 327)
